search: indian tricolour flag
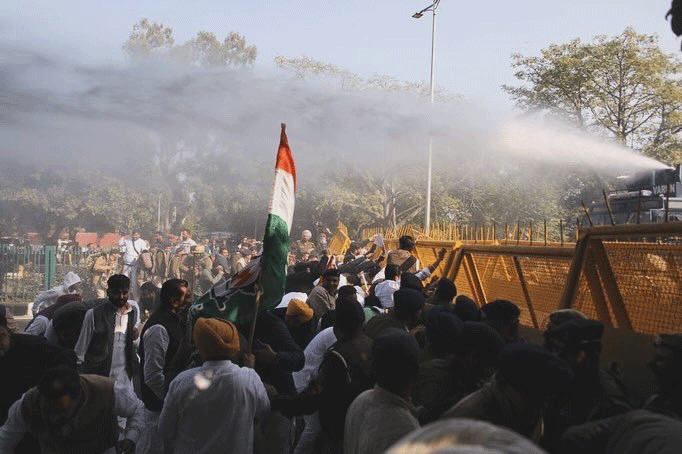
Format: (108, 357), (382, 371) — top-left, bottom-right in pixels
(188, 124), (296, 328)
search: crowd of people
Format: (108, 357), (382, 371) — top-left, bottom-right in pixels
(1, 231), (682, 453)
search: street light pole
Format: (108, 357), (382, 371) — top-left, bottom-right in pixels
(413, 0), (440, 234)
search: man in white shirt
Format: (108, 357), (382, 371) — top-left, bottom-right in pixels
(375, 264), (401, 309)
(120, 230), (147, 300)
(74, 275), (139, 395)
(174, 229), (197, 255)
(159, 317), (270, 454)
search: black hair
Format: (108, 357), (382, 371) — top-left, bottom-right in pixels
(398, 235), (416, 251)
(334, 298), (365, 335)
(393, 288), (425, 321)
(434, 278), (457, 302)
(322, 268), (341, 279)
(337, 285), (358, 300)
(345, 274), (361, 286)
(107, 274), (130, 291)
(160, 279), (189, 309)
(385, 264), (401, 281)
(372, 329), (420, 395)
(38, 366), (81, 400)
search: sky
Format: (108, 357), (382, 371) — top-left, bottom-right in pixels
(1, 0), (679, 108)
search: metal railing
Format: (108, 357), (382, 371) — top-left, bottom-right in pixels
(381, 223), (682, 336)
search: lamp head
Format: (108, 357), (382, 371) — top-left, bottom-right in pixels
(412, 12), (424, 18)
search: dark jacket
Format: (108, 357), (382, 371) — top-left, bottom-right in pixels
(270, 333), (374, 454)
(364, 313), (404, 339)
(21, 375), (118, 454)
(252, 311), (305, 395)
(139, 307), (185, 411)
(543, 369), (631, 450)
(558, 410), (682, 454)
(0, 334), (76, 424)
(81, 302), (137, 379)
(442, 374), (543, 443)
(317, 334), (374, 439)
(413, 356), (471, 424)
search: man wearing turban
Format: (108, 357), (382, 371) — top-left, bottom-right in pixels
(159, 317), (270, 454)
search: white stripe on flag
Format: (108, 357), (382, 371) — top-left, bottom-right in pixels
(269, 167), (296, 231)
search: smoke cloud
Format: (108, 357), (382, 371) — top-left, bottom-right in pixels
(0, 42), (668, 192)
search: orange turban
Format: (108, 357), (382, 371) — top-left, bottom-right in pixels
(193, 317), (241, 359)
(286, 298), (314, 324)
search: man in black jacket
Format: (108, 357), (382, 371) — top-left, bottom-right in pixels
(73, 274), (138, 394)
(251, 309), (305, 454)
(137, 278), (190, 454)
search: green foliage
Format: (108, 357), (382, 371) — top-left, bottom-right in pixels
(0, 162), (156, 241)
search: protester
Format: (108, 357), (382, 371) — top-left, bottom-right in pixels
(386, 419), (547, 454)
(158, 317), (269, 454)
(32, 271), (81, 316)
(0, 310), (76, 428)
(344, 329), (421, 454)
(74, 274), (139, 394)
(25, 291), (82, 337)
(442, 343), (574, 443)
(542, 318), (631, 449)
(454, 294), (484, 321)
(273, 297), (372, 454)
(47, 298), (103, 349)
(291, 326), (338, 454)
(252, 308), (305, 454)
(375, 264), (401, 309)
(0, 366), (144, 454)
(386, 235), (420, 273)
(364, 287), (425, 339)
(427, 278), (457, 306)
(315, 297), (373, 453)
(481, 299), (522, 343)
(284, 298), (318, 349)
(235, 247), (252, 273)
(415, 320), (504, 424)
(137, 278), (190, 454)
(138, 281), (160, 325)
(308, 268), (340, 319)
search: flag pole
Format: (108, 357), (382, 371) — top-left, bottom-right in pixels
(247, 279), (263, 355)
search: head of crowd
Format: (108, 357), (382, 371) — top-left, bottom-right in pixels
(2, 228), (682, 454)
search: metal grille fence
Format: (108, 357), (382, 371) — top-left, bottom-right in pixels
(0, 246), (92, 305)
(381, 223), (682, 336)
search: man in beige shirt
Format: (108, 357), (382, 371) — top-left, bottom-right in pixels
(307, 269), (340, 319)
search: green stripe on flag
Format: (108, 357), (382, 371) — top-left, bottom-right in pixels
(260, 213), (290, 312)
